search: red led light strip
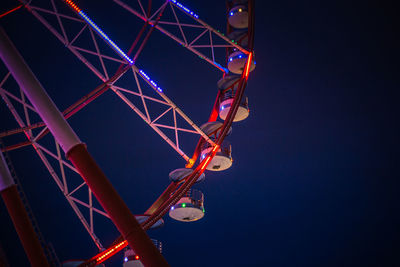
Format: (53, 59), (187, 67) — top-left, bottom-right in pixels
(200, 157), (211, 171)
(0, 4), (23, 19)
(212, 144), (220, 153)
(200, 145), (220, 170)
(38, 0), (253, 266)
(94, 240), (127, 263)
(244, 52), (253, 80)
(92, 144), (220, 265)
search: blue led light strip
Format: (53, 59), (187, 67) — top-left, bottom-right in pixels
(213, 61), (229, 73)
(139, 70), (163, 92)
(78, 11), (134, 64)
(170, 0), (199, 19)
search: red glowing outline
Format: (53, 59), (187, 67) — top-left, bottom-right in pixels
(64, 0), (81, 13)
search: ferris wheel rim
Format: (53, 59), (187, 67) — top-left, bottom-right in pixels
(0, 0), (255, 265)
(84, 0), (255, 264)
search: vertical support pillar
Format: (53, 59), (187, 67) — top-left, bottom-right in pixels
(0, 151), (50, 267)
(0, 27), (169, 267)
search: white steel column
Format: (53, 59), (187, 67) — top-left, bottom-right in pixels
(0, 27), (81, 154)
(0, 26), (168, 267)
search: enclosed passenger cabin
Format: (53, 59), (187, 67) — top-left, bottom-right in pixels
(123, 240), (162, 267)
(228, 3), (248, 29)
(227, 50), (255, 74)
(226, 30), (255, 75)
(169, 168), (205, 184)
(201, 140), (232, 171)
(226, 1), (256, 75)
(199, 122), (233, 171)
(169, 189), (205, 222)
(217, 74), (249, 122)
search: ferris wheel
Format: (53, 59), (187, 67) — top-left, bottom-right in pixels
(0, 0), (255, 266)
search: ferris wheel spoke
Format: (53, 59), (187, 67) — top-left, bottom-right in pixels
(88, 27), (110, 80)
(148, 1), (169, 21)
(0, 87), (49, 150)
(134, 66), (216, 146)
(0, 75), (108, 249)
(19, 88), (33, 137)
(188, 28), (208, 46)
(25, 1), (127, 81)
(150, 107), (172, 124)
(70, 46), (127, 64)
(169, 2), (188, 45)
(66, 197), (104, 250)
(2, 64), (214, 161)
(209, 29), (215, 62)
(3, 0), (235, 252)
(114, 0), (249, 73)
(112, 65), (216, 158)
(0, 90), (33, 136)
(37, 139), (107, 249)
(0, 65), (130, 144)
(136, 0), (148, 19)
(32, 126), (49, 142)
(170, 0), (250, 54)
(151, 123), (198, 135)
(68, 24), (88, 46)
(1, 108), (106, 250)
(132, 69), (151, 122)
(30, 5), (84, 23)
(110, 85), (169, 106)
(0, 87), (37, 113)
(157, 21), (204, 28)
(23, 0), (216, 156)
(0, 71), (11, 87)
(34, 143), (78, 173)
(69, 195), (110, 219)
(50, 0), (69, 44)
(36, 143), (105, 250)
(110, 86), (191, 161)
(89, 188), (93, 232)
(66, 181), (85, 197)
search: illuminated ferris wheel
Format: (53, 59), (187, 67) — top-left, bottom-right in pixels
(0, 0), (255, 266)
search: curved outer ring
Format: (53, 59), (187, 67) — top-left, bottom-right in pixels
(84, 0), (255, 265)
(142, 0), (255, 230)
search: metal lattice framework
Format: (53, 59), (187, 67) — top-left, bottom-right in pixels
(0, 0), (255, 264)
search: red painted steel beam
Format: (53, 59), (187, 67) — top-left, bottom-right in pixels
(1, 185), (50, 267)
(0, 27), (168, 267)
(0, 2), (159, 149)
(67, 144), (169, 267)
(84, 0), (256, 264)
(1, 150), (49, 267)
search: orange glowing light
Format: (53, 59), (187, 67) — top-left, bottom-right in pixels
(185, 158), (195, 168)
(64, 0), (81, 13)
(135, 255), (140, 260)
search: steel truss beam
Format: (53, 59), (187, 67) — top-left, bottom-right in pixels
(0, 73), (104, 249)
(12, 0), (214, 161)
(114, 0), (249, 73)
(1, 0), (222, 251)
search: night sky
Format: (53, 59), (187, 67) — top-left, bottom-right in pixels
(0, 0), (399, 266)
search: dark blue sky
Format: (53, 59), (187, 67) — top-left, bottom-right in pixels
(0, 0), (398, 266)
